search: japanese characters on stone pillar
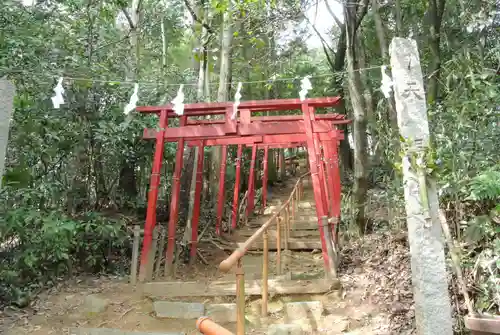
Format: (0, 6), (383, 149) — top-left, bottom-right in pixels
(0, 79), (15, 189)
(389, 38), (453, 335)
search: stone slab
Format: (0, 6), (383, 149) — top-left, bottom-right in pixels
(144, 278), (337, 298)
(284, 301), (323, 327)
(69, 329), (185, 335)
(236, 229), (320, 238)
(153, 301), (205, 319)
(267, 324), (303, 335)
(234, 239), (321, 250)
(206, 303), (237, 323)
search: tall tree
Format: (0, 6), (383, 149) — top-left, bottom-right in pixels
(344, 0), (370, 233)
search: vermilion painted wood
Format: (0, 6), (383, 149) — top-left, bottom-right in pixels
(238, 120), (333, 136)
(138, 97), (350, 277)
(215, 145), (228, 235)
(247, 146), (257, 216)
(247, 143), (304, 149)
(261, 146), (269, 213)
(139, 109), (168, 281)
(301, 104), (332, 275)
(231, 144), (243, 230)
(314, 132), (329, 217)
(136, 97), (341, 114)
(147, 131), (344, 145)
(190, 143), (205, 261)
(165, 116), (188, 276)
(224, 106), (237, 134)
(331, 140), (342, 242)
(323, 141), (336, 219)
(185, 114), (346, 125)
(141, 120), (348, 140)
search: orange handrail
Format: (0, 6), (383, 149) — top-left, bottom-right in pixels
(219, 171), (310, 273)
(196, 317), (235, 335)
(216, 170), (310, 335)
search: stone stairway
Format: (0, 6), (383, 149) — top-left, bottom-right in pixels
(70, 177), (341, 335)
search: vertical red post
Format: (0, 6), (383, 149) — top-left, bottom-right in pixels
(165, 116), (187, 277)
(216, 145), (228, 235)
(332, 140), (342, 241)
(323, 141), (336, 219)
(190, 143), (205, 262)
(139, 110), (168, 281)
(314, 134), (329, 216)
(246, 145), (257, 216)
(231, 144), (243, 230)
(301, 105), (335, 277)
(261, 146), (269, 213)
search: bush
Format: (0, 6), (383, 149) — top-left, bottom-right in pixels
(0, 203), (131, 307)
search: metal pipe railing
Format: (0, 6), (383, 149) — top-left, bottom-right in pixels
(218, 172), (310, 335)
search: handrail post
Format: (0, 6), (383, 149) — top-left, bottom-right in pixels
(284, 205), (290, 251)
(130, 225), (141, 285)
(291, 190), (295, 223)
(236, 259), (245, 335)
(146, 226), (159, 281)
(299, 178), (303, 199)
(262, 231), (269, 318)
(276, 214), (282, 275)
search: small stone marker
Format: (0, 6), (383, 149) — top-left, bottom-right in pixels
(0, 79), (15, 187)
(83, 294), (110, 314)
(153, 301), (205, 319)
(389, 37), (453, 335)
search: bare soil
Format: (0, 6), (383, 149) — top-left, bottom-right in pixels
(1, 181), (415, 335)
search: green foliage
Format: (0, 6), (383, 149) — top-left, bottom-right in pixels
(0, 191), (130, 307)
(467, 167), (500, 202)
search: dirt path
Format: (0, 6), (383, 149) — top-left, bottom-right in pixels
(1, 180), (415, 335)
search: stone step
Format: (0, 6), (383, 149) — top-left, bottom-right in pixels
(284, 301), (323, 331)
(143, 278), (337, 298)
(153, 301), (237, 323)
(236, 229), (320, 238)
(268, 324), (303, 335)
(230, 239), (322, 251)
(69, 329), (184, 335)
(247, 218), (318, 229)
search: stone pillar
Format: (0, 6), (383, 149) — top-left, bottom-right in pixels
(0, 79), (15, 188)
(389, 38), (453, 335)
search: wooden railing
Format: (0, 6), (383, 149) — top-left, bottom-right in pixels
(214, 172), (310, 335)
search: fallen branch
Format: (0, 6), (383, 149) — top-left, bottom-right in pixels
(438, 209), (476, 316)
(196, 249), (209, 265)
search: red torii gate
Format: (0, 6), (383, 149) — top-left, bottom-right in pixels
(136, 97), (350, 280)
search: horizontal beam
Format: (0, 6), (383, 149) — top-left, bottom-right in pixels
(136, 97), (341, 115)
(183, 132), (343, 147)
(185, 114), (347, 125)
(143, 120), (344, 140)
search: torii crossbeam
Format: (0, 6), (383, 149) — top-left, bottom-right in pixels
(136, 97), (350, 281)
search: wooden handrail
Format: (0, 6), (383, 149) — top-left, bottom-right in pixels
(219, 171), (310, 273)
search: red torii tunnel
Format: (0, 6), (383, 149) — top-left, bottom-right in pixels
(136, 97), (350, 280)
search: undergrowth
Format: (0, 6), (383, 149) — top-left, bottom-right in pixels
(0, 186), (132, 308)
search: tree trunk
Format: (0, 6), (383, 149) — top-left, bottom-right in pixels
(345, 1), (370, 234)
(211, 8), (234, 203)
(356, 32), (376, 157)
(371, 0), (400, 157)
(118, 0), (141, 203)
(426, 0), (446, 105)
